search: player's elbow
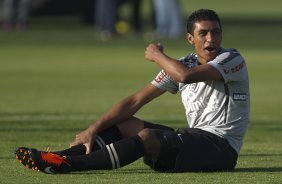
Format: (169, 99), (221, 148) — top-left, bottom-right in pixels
(166, 69), (196, 83)
(174, 72), (192, 83)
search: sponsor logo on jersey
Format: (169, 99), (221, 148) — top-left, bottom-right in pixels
(184, 90), (219, 118)
(223, 60), (245, 74)
(233, 93), (247, 101)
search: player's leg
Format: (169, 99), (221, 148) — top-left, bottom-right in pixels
(53, 121), (173, 170)
(67, 128), (179, 172)
(16, 133), (147, 173)
(141, 122), (176, 168)
(172, 128), (238, 172)
(52, 116), (144, 156)
(72, 128), (178, 172)
(53, 117), (173, 156)
(142, 128), (239, 172)
(53, 125), (124, 156)
(143, 128), (238, 172)
(142, 129), (182, 171)
(16, 128), (178, 173)
(66, 128), (178, 172)
(16, 117), (173, 159)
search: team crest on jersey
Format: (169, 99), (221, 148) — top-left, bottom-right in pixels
(188, 83), (196, 90)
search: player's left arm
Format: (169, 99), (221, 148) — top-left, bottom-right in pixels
(145, 44), (222, 84)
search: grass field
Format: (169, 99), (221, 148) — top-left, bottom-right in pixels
(1, 1), (282, 183)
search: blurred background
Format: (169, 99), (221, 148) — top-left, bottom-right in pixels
(0, 0), (282, 118)
(1, 2), (282, 182)
(0, 0), (183, 39)
(0, 0), (282, 124)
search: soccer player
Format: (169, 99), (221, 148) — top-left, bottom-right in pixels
(16, 9), (250, 174)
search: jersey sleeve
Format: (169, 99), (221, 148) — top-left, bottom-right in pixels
(208, 49), (248, 83)
(151, 70), (179, 94)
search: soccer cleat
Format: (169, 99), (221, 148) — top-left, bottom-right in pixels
(28, 149), (71, 174)
(15, 147), (39, 171)
(15, 147), (71, 174)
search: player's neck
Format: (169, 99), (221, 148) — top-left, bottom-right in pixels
(197, 58), (208, 65)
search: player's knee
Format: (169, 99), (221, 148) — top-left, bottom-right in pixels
(139, 129), (181, 170)
(138, 128), (161, 157)
(138, 128), (157, 146)
(138, 128), (150, 141)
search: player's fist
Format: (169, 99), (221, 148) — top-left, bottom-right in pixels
(145, 43), (164, 62)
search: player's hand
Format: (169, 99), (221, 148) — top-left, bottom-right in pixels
(145, 43), (164, 62)
(69, 128), (96, 154)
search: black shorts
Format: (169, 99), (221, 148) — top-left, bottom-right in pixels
(143, 127), (238, 172)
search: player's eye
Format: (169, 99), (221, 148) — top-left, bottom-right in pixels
(211, 29), (221, 36)
(198, 31), (207, 36)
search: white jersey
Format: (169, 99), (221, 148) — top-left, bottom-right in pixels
(151, 48), (250, 153)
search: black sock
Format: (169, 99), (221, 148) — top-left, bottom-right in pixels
(94, 125), (123, 149)
(53, 144), (86, 156)
(54, 125), (123, 156)
(68, 135), (145, 171)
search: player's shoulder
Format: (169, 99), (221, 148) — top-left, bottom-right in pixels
(178, 53), (197, 68)
(215, 48), (244, 66)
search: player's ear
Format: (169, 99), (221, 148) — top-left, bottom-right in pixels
(187, 33), (194, 45)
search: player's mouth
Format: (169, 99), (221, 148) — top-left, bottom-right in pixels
(205, 46), (218, 53)
(203, 45), (219, 61)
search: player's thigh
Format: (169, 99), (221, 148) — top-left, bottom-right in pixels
(117, 117), (174, 138)
(143, 129), (182, 171)
(174, 128), (238, 172)
(117, 116), (144, 138)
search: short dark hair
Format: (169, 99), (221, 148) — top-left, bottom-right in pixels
(186, 9), (222, 34)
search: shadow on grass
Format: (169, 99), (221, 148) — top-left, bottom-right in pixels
(70, 168), (153, 175)
(240, 153), (282, 157)
(70, 166), (282, 175)
(235, 167), (282, 172)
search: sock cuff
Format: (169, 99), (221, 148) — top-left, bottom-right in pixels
(95, 125), (123, 149)
(106, 135), (145, 169)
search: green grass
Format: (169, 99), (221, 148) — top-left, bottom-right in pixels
(1, 1), (282, 183)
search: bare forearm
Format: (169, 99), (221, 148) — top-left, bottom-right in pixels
(69, 94), (145, 150)
(145, 43), (190, 83)
(88, 96), (141, 135)
(153, 53), (222, 83)
(88, 84), (164, 135)
(154, 53), (189, 82)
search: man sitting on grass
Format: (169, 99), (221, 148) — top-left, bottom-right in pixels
(16, 9), (250, 174)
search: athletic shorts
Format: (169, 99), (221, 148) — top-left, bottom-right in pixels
(143, 126), (238, 172)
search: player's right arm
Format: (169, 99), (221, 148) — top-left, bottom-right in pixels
(70, 83), (165, 153)
(90, 83), (165, 134)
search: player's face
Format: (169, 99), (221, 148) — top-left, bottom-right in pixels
(187, 20), (222, 64)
